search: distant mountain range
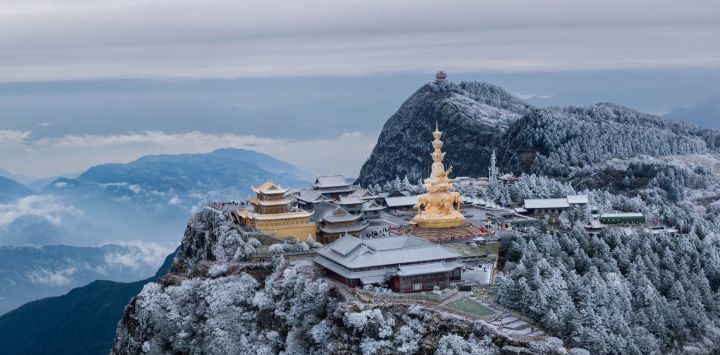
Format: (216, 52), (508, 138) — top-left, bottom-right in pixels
(0, 176), (32, 202)
(665, 93), (720, 129)
(0, 250), (176, 355)
(0, 243), (171, 315)
(0, 167), (36, 186)
(61, 147), (313, 195)
(0, 148), (310, 247)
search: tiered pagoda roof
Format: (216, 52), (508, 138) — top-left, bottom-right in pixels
(252, 181), (289, 194)
(237, 209), (312, 221)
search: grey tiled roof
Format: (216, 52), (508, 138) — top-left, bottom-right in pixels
(339, 196), (363, 205)
(316, 234), (460, 270)
(348, 187), (380, 200)
(311, 201), (362, 223)
(319, 223), (368, 234)
(313, 175), (349, 188)
(295, 189), (323, 203)
(524, 195), (589, 209)
(524, 198), (569, 209)
(325, 213), (362, 223)
(314, 186), (355, 194)
(396, 261), (460, 276)
(313, 256), (390, 279)
(384, 195), (418, 208)
(362, 201), (385, 212)
(310, 201), (341, 222)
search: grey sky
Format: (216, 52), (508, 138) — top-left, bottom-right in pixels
(0, 1), (719, 179)
(0, 0), (718, 81)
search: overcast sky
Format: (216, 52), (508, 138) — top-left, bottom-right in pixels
(0, 0), (719, 179)
(1, 0), (719, 81)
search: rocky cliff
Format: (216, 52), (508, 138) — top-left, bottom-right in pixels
(111, 205), (579, 354)
(356, 81), (530, 186)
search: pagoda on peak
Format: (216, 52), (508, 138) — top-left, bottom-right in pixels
(435, 71), (448, 84)
(250, 181), (291, 214)
(411, 124), (465, 229)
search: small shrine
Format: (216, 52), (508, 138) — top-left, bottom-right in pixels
(435, 71), (448, 84)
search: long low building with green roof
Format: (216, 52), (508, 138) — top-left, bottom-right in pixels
(599, 212), (645, 226)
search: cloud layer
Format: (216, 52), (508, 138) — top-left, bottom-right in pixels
(0, 129), (374, 177)
(0, 0), (718, 81)
(0, 194), (81, 229)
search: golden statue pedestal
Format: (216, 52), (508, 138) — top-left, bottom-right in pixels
(411, 124), (466, 231)
(393, 222), (484, 244)
(411, 201), (465, 229)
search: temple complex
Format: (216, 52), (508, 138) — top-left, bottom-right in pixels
(293, 175), (379, 211)
(236, 181), (317, 241)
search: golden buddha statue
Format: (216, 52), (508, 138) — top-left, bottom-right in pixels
(411, 124), (465, 229)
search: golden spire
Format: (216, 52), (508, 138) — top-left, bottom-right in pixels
(429, 124), (447, 180)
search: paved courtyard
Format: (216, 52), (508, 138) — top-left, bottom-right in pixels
(439, 293), (546, 339)
(443, 297), (495, 317)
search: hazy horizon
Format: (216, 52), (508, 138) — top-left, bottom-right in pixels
(1, 68), (719, 180)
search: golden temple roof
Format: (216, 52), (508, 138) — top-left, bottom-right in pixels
(252, 180), (289, 194)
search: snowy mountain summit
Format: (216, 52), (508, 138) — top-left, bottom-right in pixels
(357, 79), (720, 188)
(111, 204), (580, 354)
(357, 81), (530, 186)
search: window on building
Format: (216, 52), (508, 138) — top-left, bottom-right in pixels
(412, 283), (422, 291)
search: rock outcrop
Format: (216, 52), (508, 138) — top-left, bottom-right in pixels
(356, 81), (529, 186)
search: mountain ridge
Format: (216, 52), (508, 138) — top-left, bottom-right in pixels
(1, 147), (312, 247)
(0, 243), (171, 315)
(665, 92), (720, 129)
(358, 81), (720, 186)
(357, 81), (529, 186)
(0, 250), (177, 355)
(0, 176), (32, 202)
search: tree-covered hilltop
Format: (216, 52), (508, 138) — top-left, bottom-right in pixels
(449, 165), (720, 353)
(496, 229), (720, 354)
(357, 80), (720, 188)
(505, 103), (720, 177)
